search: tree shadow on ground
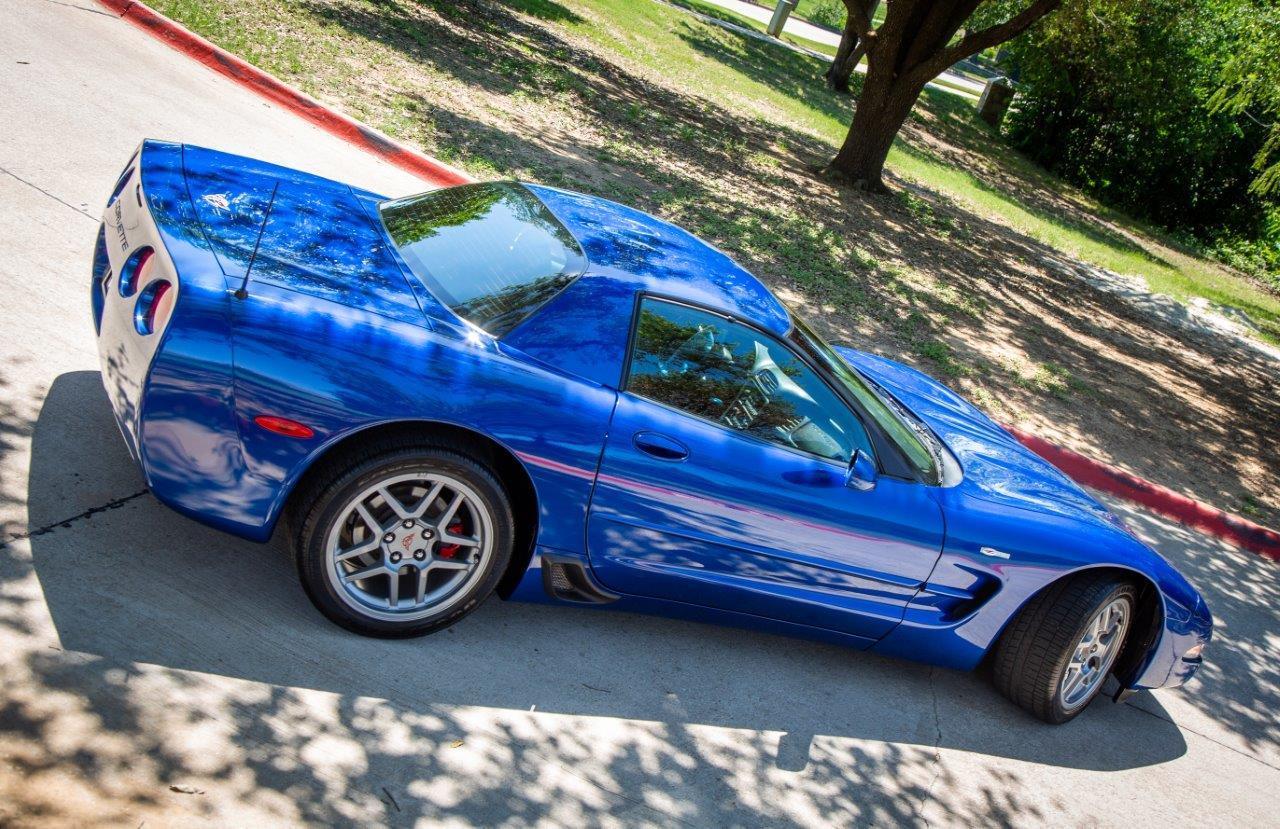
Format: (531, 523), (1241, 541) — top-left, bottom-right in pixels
(0, 371), (1208, 826)
(894, 136), (1173, 269)
(900, 91), (1179, 268)
(670, 15), (856, 127)
(0, 368), (34, 540)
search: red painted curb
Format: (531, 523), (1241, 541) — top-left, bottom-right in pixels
(96, 0), (472, 188)
(1004, 425), (1280, 562)
(97, 0), (1278, 563)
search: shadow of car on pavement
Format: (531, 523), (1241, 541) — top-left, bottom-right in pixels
(7, 370), (1202, 824)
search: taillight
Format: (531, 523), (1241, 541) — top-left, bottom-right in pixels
(134, 279), (174, 335)
(106, 165), (135, 208)
(91, 226), (109, 334)
(119, 246), (154, 298)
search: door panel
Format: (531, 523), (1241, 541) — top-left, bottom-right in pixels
(588, 393), (946, 640)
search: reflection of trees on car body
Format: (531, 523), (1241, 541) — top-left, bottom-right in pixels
(628, 299), (864, 462)
(381, 183), (586, 337)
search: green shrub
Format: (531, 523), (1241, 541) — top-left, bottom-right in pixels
(999, 0), (1279, 252)
(1210, 236), (1280, 293)
(803, 0), (845, 30)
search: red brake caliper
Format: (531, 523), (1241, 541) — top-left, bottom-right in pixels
(437, 521), (465, 558)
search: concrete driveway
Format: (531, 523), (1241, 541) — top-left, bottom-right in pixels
(1, 0), (1277, 825)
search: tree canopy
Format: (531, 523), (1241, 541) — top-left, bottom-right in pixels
(997, 0), (1280, 274)
(1208, 1), (1280, 198)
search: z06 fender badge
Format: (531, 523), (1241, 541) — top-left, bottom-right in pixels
(980, 547), (1012, 559)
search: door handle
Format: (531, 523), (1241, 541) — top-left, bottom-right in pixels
(633, 431), (689, 461)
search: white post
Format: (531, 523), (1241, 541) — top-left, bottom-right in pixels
(766, 0), (797, 37)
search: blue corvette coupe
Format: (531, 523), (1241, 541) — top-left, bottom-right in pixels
(93, 141), (1211, 723)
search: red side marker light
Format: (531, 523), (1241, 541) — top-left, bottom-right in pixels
(253, 415), (315, 439)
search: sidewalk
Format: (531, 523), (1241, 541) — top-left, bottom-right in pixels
(695, 0), (987, 96)
(701, 0), (846, 46)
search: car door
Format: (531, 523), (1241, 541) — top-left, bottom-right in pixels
(586, 296), (945, 643)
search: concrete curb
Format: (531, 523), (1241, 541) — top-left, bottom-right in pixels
(1005, 426), (1279, 562)
(95, 0), (1279, 563)
(96, 0), (472, 188)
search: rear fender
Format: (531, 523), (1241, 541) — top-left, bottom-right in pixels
(96, 141), (241, 510)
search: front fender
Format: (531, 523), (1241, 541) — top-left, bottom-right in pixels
(873, 486), (1212, 682)
(1127, 586), (1212, 691)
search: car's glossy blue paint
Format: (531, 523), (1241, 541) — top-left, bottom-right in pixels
(94, 141), (1212, 696)
(837, 350), (1212, 681)
(587, 391), (945, 643)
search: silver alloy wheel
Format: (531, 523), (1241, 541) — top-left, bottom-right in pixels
(1060, 597), (1130, 711)
(323, 471), (494, 622)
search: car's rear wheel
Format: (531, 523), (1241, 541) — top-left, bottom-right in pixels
(293, 444), (513, 637)
(992, 573), (1135, 724)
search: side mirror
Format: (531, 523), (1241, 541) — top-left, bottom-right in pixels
(846, 449), (878, 491)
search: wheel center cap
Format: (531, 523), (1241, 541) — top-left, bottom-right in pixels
(386, 523), (432, 560)
(386, 524), (422, 550)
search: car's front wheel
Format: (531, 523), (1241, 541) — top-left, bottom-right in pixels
(992, 573), (1136, 724)
(293, 443), (514, 638)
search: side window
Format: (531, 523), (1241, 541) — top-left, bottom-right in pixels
(626, 298), (873, 463)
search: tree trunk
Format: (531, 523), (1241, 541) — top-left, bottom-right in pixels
(827, 63), (926, 191)
(824, 19), (865, 92)
(824, 0), (1064, 192)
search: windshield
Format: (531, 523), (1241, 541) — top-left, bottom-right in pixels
(379, 182), (586, 336)
(787, 313), (942, 483)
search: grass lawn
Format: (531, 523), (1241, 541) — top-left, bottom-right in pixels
(661, 1), (1275, 340)
(588, 0), (1278, 344)
(148, 0), (1280, 524)
(791, 0), (888, 31)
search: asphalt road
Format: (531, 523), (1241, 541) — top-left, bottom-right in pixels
(1, 0), (1277, 825)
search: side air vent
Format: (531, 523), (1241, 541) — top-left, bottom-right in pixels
(541, 555), (619, 604)
(938, 566), (1002, 622)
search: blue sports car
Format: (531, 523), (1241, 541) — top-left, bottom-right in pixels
(92, 141), (1211, 723)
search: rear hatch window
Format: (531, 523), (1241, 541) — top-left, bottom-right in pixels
(379, 182), (586, 337)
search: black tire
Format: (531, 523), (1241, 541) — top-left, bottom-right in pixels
(292, 439), (514, 638)
(992, 573), (1136, 724)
